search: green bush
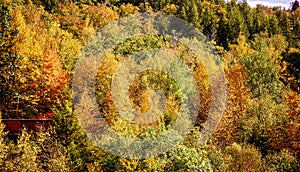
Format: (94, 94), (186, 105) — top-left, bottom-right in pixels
(240, 95), (289, 155)
(223, 143), (262, 172)
(164, 145), (213, 171)
(261, 149), (299, 171)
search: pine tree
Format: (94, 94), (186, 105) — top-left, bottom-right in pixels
(278, 11), (292, 41)
(291, 0), (299, 12)
(290, 10), (300, 48)
(268, 14), (281, 36)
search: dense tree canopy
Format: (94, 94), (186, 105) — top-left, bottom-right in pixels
(0, 0), (299, 171)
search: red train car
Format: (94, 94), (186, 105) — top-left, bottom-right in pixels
(1, 119), (52, 136)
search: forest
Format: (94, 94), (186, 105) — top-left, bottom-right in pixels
(0, 0), (300, 171)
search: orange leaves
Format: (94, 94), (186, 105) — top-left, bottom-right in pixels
(285, 91), (300, 121)
(212, 64), (250, 147)
(15, 48), (70, 118)
(84, 4), (119, 29)
(193, 61), (211, 125)
(37, 112), (55, 119)
(58, 3), (118, 41)
(226, 64), (249, 103)
(41, 49), (69, 87)
(33, 49), (69, 113)
(284, 91), (300, 156)
(0, 3), (71, 119)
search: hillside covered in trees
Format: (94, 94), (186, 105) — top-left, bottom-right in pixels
(0, 0), (300, 171)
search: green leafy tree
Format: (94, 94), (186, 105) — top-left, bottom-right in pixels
(217, 2), (248, 48)
(261, 149), (299, 171)
(290, 9), (300, 48)
(267, 14), (281, 36)
(241, 34), (284, 98)
(164, 145), (213, 171)
(3, 130), (41, 171)
(278, 11), (292, 42)
(52, 99), (99, 171)
(223, 143), (262, 172)
(249, 6), (268, 38)
(0, 1), (22, 118)
(241, 95), (289, 155)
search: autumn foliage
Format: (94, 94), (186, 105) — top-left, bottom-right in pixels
(0, 0), (300, 171)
